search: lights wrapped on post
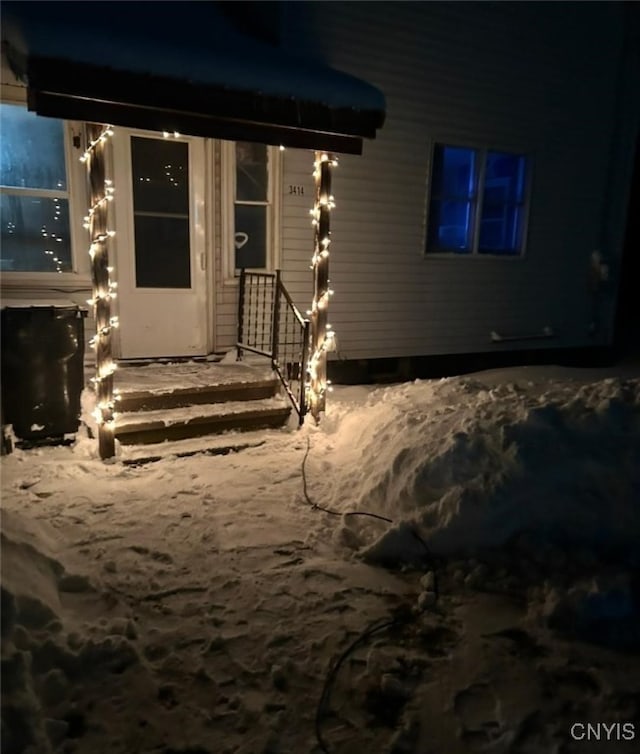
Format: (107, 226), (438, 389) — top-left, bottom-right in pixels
(83, 124), (118, 460)
(307, 151), (338, 422)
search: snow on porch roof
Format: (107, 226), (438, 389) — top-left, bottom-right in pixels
(2, 1), (386, 155)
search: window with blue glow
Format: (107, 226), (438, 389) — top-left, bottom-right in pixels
(427, 146), (476, 253)
(426, 144), (530, 256)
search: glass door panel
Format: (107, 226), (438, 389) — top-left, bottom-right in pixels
(130, 137), (190, 288)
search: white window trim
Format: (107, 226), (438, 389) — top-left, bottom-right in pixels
(424, 139), (533, 260)
(0, 106), (91, 289)
(221, 140), (282, 285)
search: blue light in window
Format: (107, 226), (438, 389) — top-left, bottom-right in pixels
(428, 145), (476, 252)
(479, 152), (528, 254)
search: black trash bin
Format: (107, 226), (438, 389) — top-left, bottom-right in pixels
(1, 304), (86, 443)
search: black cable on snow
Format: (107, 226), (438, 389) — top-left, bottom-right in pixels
(301, 435), (393, 522)
(314, 617), (399, 754)
(300, 434), (442, 753)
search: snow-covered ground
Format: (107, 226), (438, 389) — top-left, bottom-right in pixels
(2, 364), (640, 754)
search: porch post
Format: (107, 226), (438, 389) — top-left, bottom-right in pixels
(83, 124), (117, 460)
(308, 151), (338, 422)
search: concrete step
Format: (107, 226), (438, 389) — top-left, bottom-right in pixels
(115, 397), (291, 445)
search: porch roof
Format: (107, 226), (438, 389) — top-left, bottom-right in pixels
(2, 2), (385, 155)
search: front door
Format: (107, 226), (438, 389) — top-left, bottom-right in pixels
(112, 131), (207, 359)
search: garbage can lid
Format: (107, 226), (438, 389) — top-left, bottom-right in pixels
(1, 299), (88, 316)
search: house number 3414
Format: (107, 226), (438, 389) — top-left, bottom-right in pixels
(288, 185), (305, 196)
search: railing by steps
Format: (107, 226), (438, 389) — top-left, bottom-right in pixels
(237, 269), (310, 425)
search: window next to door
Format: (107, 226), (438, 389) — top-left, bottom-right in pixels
(222, 141), (281, 281)
(0, 103), (87, 281)
(425, 143), (531, 257)
(1, 103), (71, 273)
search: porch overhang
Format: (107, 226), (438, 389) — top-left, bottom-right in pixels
(2, 2), (385, 155)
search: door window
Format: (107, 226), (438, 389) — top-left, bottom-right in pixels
(130, 136), (191, 287)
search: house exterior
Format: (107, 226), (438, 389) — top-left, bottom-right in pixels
(280, 1), (638, 371)
(2, 2), (639, 378)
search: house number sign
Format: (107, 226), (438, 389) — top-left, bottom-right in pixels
(288, 185), (305, 196)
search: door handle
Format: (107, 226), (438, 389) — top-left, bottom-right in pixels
(200, 253), (206, 271)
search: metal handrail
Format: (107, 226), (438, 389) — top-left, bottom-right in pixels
(237, 269), (310, 425)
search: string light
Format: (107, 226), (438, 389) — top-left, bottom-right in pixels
(79, 126), (114, 162)
(307, 151), (338, 420)
(86, 280), (118, 306)
(89, 316), (120, 345)
(82, 124), (118, 455)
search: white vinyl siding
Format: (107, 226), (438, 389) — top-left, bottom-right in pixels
(7, 5), (628, 363)
(276, 2), (636, 360)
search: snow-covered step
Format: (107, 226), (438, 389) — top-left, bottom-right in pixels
(114, 397), (291, 445)
(116, 377), (280, 413)
(119, 427), (283, 465)
(114, 358), (274, 392)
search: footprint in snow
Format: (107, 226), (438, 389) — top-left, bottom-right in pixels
(453, 682), (503, 748)
(483, 627), (548, 660)
(302, 568), (344, 582)
(506, 711), (561, 754)
(274, 556), (305, 568)
(418, 622), (461, 657)
(543, 665), (601, 701)
(129, 545), (173, 564)
(157, 683), (180, 709)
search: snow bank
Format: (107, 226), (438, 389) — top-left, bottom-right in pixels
(540, 571), (640, 650)
(2, 366), (640, 752)
(315, 376), (640, 561)
(1, 510), (139, 754)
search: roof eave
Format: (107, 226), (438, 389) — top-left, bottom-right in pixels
(25, 55), (385, 155)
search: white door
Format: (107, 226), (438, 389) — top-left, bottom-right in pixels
(112, 130), (208, 359)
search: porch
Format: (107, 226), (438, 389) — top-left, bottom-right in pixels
(80, 261), (312, 458)
(3, 1), (385, 459)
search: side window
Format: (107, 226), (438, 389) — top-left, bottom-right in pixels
(479, 151), (528, 254)
(427, 145), (477, 253)
(234, 141), (271, 270)
(426, 143), (530, 256)
(0, 104), (73, 273)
